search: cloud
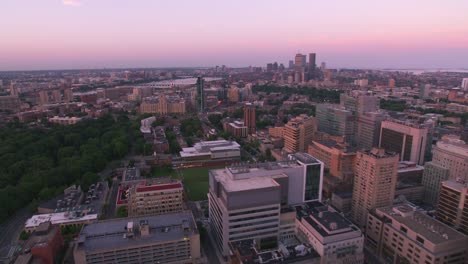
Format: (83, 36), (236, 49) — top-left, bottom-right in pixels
(62, 0), (82, 6)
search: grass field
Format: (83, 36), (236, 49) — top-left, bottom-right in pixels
(151, 166), (224, 201)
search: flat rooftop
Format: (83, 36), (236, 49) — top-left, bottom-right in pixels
(377, 204), (467, 245)
(25, 212), (98, 229)
(77, 211), (197, 253)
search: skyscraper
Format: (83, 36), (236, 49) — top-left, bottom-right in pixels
(351, 148), (399, 228)
(308, 53), (316, 74)
(196, 76), (205, 113)
(294, 53), (306, 70)
(356, 112), (387, 150)
(243, 102), (256, 134)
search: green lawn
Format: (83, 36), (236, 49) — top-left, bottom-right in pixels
(151, 166), (225, 201)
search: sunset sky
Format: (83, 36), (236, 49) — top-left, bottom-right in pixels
(1, 0), (468, 70)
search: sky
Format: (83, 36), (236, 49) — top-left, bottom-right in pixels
(0, 0), (468, 71)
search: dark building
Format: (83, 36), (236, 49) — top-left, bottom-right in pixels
(244, 102), (256, 134)
(196, 76), (205, 113)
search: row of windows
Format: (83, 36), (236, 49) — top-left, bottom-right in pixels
(229, 206), (279, 217)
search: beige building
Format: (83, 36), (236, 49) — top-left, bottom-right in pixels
(436, 180), (468, 235)
(351, 148), (399, 228)
(268, 126), (284, 138)
(283, 114), (317, 153)
(73, 211), (201, 264)
(140, 95), (186, 114)
(366, 203), (468, 264)
(128, 179), (184, 217)
(431, 139), (468, 182)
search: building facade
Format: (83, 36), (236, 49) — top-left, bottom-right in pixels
(436, 180), (468, 235)
(244, 103), (256, 134)
(139, 95), (186, 114)
(283, 114), (317, 153)
(316, 105), (355, 145)
(422, 161), (450, 205)
(351, 148), (399, 228)
(431, 140), (468, 182)
(208, 153), (324, 256)
(366, 203), (468, 264)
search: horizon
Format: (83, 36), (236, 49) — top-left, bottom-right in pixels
(1, 0), (468, 71)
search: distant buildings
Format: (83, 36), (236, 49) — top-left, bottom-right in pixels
(462, 78), (468, 91)
(48, 116), (83, 125)
(208, 153), (324, 256)
(366, 202), (468, 264)
(73, 211), (201, 264)
(244, 102), (256, 134)
(283, 114), (317, 153)
(127, 179), (184, 217)
(139, 95), (186, 114)
(379, 120), (428, 165)
(0, 95), (20, 112)
(179, 140), (240, 162)
(436, 180), (468, 235)
(351, 148), (399, 228)
(196, 77), (205, 113)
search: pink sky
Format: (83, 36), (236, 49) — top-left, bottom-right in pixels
(0, 0), (467, 70)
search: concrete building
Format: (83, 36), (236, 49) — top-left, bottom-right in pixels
(73, 211), (201, 264)
(225, 120), (248, 138)
(431, 139), (468, 182)
(127, 178), (184, 217)
(295, 202), (364, 264)
(179, 140), (240, 162)
(379, 120), (428, 165)
(24, 211), (98, 233)
(244, 102), (256, 134)
(436, 180), (468, 235)
(356, 111), (387, 150)
(366, 203), (468, 264)
(351, 148), (399, 228)
(422, 162), (450, 205)
(283, 114), (317, 153)
(208, 153), (324, 256)
(139, 95), (186, 114)
(268, 126), (284, 138)
(316, 105), (355, 145)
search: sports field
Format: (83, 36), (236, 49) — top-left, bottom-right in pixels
(152, 166), (224, 201)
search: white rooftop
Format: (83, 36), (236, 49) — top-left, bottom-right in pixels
(25, 212), (98, 229)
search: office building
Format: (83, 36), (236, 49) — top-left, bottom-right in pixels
(436, 180), (468, 235)
(379, 120), (428, 165)
(283, 114), (317, 153)
(462, 78), (468, 91)
(316, 104), (355, 145)
(73, 211), (201, 264)
(196, 76), (205, 113)
(127, 178), (184, 217)
(244, 102), (256, 134)
(288, 60), (294, 69)
(351, 148), (399, 228)
(308, 53), (316, 74)
(366, 203), (468, 264)
(139, 95), (186, 114)
(294, 53), (306, 70)
(431, 139), (468, 182)
(422, 162), (450, 205)
(179, 140), (240, 162)
(356, 112), (387, 150)
(340, 94), (379, 115)
(208, 153), (324, 256)
(295, 202), (364, 264)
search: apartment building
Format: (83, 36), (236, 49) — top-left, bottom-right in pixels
(436, 180), (468, 235)
(140, 95), (186, 114)
(283, 114), (317, 153)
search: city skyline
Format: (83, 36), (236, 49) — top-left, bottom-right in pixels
(1, 0), (468, 71)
